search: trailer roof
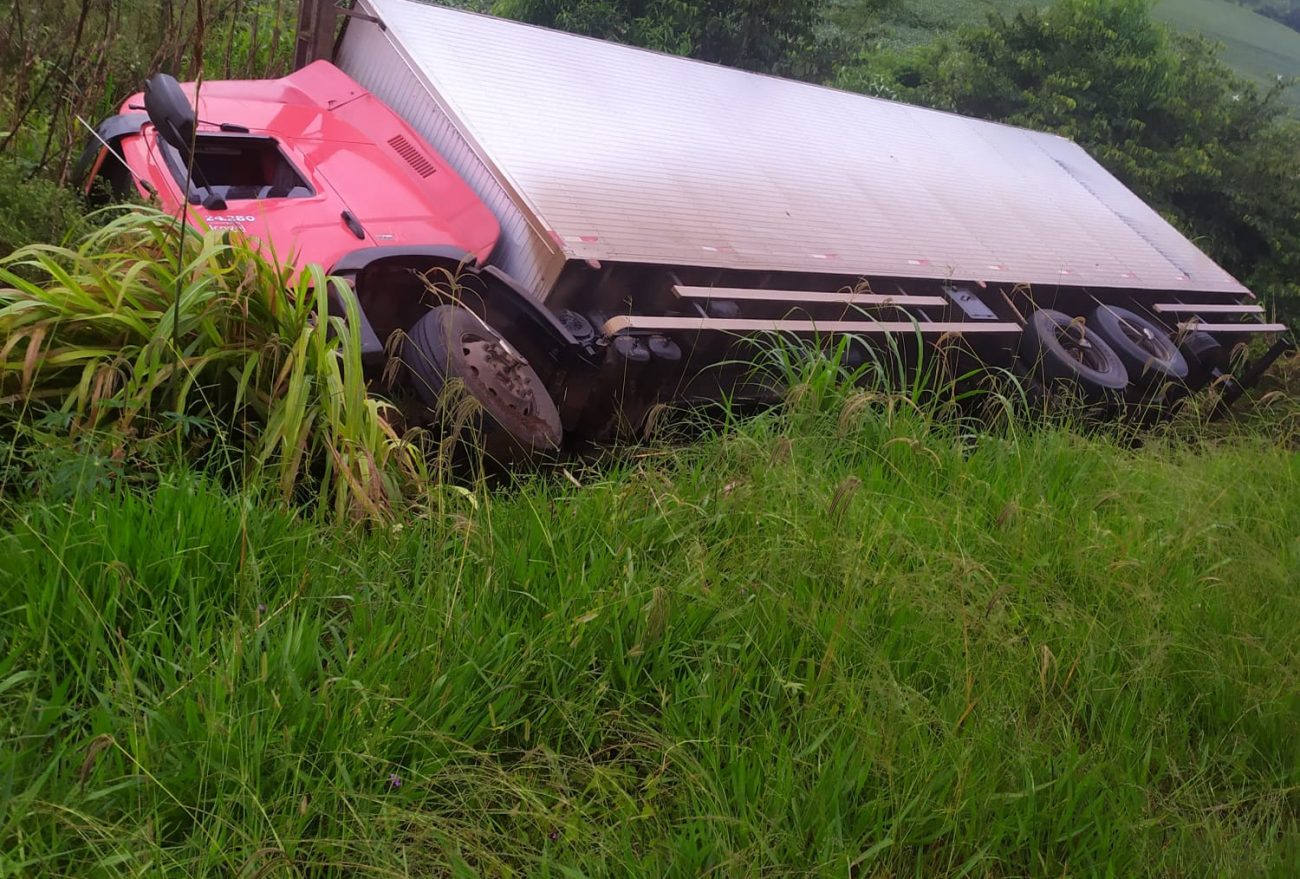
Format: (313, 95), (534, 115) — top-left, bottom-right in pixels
(363, 0), (1248, 296)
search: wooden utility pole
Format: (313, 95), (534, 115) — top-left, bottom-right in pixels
(294, 0), (340, 69)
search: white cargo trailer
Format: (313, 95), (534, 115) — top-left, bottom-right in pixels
(324, 0), (1285, 445)
(339, 0), (1247, 299)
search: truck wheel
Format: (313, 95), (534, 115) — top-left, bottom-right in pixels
(1020, 308), (1129, 399)
(406, 305), (562, 456)
(1088, 305), (1188, 382)
(1179, 330), (1228, 390)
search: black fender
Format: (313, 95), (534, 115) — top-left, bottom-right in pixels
(72, 112), (149, 192)
(322, 279), (387, 371)
(329, 244), (478, 276)
(329, 245), (595, 370)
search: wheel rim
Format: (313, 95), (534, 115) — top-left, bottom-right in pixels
(461, 334), (536, 417)
(455, 330), (559, 449)
(1117, 317), (1166, 361)
(1054, 325), (1109, 373)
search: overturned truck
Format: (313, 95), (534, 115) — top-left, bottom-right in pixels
(77, 0), (1293, 454)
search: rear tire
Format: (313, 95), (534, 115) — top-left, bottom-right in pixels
(1020, 308), (1129, 401)
(1088, 305), (1188, 383)
(1179, 330), (1228, 391)
(406, 305), (562, 460)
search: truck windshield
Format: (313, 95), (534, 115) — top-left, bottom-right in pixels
(163, 133), (313, 202)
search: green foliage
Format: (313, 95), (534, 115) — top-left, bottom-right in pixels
(492, 0), (888, 79)
(0, 160), (82, 254)
(848, 0), (1300, 316)
(0, 208), (427, 520)
(856, 0), (1300, 108)
(0, 0), (295, 186)
(2, 365), (1298, 874)
(860, 0), (1030, 51)
(0, 1), (299, 255)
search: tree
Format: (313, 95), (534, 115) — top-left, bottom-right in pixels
(847, 0), (1300, 315)
(491, 0), (873, 81)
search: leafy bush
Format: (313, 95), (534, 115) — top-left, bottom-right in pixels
(493, 0), (882, 80)
(0, 207), (426, 519)
(0, 0), (297, 185)
(0, 157), (83, 255)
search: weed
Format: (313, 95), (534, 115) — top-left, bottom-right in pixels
(0, 207), (427, 520)
(1, 376), (1297, 875)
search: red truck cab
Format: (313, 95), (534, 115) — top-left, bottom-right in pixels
(78, 61), (500, 274)
(75, 62), (583, 454)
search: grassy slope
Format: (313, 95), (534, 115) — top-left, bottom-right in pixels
(883, 0), (1300, 106)
(1154, 0), (1300, 103)
(3, 397), (1299, 875)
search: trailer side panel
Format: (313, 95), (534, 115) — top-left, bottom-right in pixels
(336, 12), (563, 298)
(352, 0), (1248, 301)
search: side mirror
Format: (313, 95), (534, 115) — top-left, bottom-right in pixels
(143, 73), (197, 152)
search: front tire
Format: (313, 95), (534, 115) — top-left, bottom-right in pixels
(405, 305), (562, 459)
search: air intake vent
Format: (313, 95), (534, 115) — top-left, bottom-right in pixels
(387, 134), (437, 178)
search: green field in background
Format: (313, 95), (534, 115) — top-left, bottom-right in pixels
(884, 0), (1300, 107)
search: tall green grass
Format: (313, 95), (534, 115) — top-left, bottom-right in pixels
(2, 360), (1297, 875)
(0, 208), (426, 520)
